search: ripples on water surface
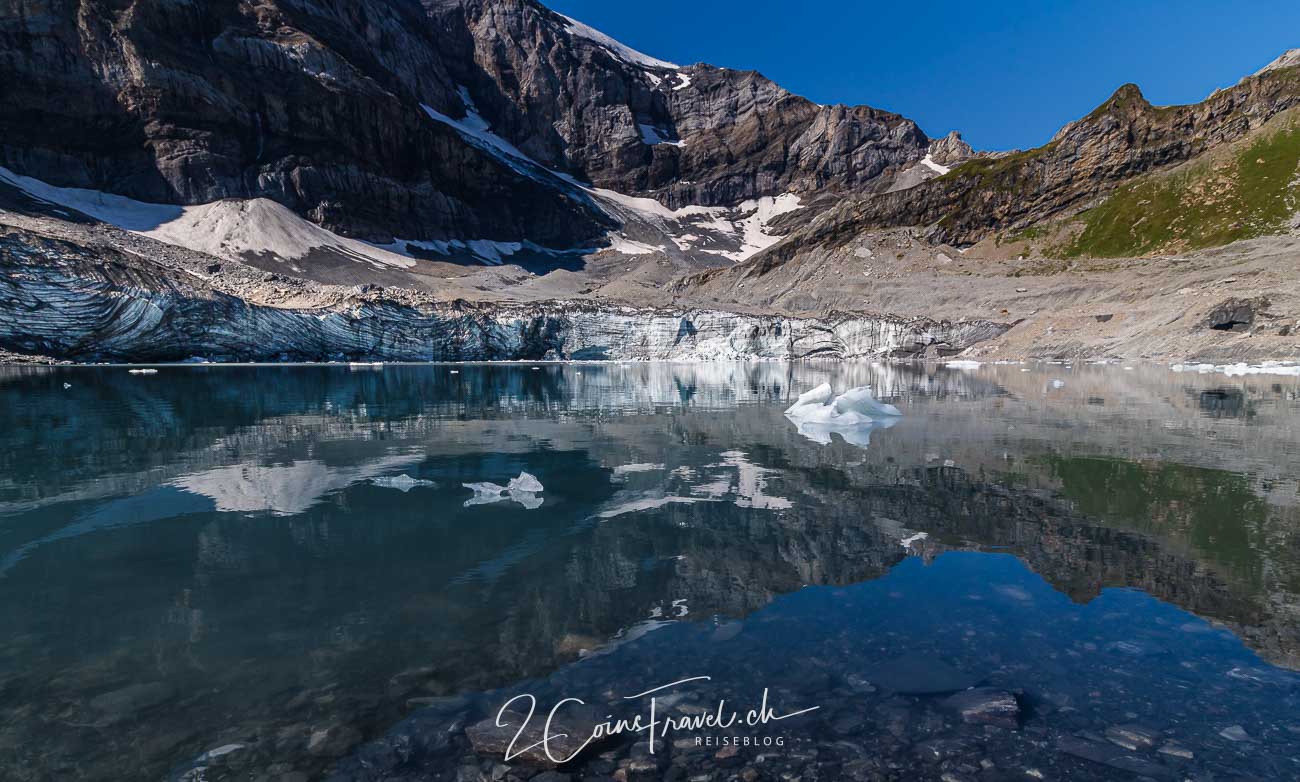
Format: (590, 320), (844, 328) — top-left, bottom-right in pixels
(2, 362), (1300, 781)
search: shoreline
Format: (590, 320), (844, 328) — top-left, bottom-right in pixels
(5, 355), (1300, 379)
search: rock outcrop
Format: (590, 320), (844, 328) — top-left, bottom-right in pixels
(926, 130), (974, 167)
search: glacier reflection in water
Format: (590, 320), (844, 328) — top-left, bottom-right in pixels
(0, 362), (1299, 781)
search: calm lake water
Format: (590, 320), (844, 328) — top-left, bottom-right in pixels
(2, 362), (1300, 781)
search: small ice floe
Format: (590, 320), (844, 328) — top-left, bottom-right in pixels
(1049, 379), (1066, 389)
(1173, 361), (1300, 377)
(449, 370), (459, 375)
(370, 474), (437, 492)
(463, 471), (544, 509)
(596, 494), (705, 520)
(62, 382), (72, 389)
(783, 383), (902, 447)
(167, 742), (246, 780)
(610, 463), (666, 481)
(942, 359), (983, 370)
(128, 368), (158, 375)
(197, 744), (245, 762)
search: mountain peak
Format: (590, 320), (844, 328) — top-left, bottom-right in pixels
(555, 12), (679, 70)
(1086, 83), (1153, 119)
(1256, 48), (1300, 76)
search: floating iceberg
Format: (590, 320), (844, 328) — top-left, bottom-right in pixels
(1172, 361), (1300, 377)
(507, 472), (544, 493)
(463, 471), (544, 509)
(370, 475), (437, 492)
(128, 368), (158, 375)
(783, 384), (902, 447)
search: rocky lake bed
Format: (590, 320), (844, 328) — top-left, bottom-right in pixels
(2, 362), (1299, 780)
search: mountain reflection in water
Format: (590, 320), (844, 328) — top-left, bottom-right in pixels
(0, 362), (1298, 781)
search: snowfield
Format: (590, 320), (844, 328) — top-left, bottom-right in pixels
(558, 14), (679, 70)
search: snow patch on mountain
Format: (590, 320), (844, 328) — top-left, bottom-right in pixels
(638, 123), (687, 147)
(590, 187), (721, 220)
(0, 164), (586, 269)
(673, 73), (693, 91)
(607, 237), (666, 255)
(0, 166), (417, 269)
(0, 165), (183, 230)
(729, 194), (803, 260)
(559, 14), (679, 71)
(415, 104), (801, 264)
(421, 103), (535, 175)
(920, 154), (950, 175)
(144, 200), (419, 269)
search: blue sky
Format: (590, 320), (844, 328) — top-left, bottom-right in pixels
(546, 0), (1300, 151)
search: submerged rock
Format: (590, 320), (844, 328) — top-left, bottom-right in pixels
(307, 724), (362, 758)
(89, 682), (176, 717)
(942, 688), (1021, 728)
(1056, 735), (1174, 779)
(466, 710), (597, 767)
(1104, 724), (1159, 751)
(1157, 742), (1194, 760)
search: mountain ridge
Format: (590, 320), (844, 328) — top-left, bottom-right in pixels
(698, 54), (1300, 282)
(1, 2), (1299, 363)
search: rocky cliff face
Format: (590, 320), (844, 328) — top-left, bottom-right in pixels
(0, 0), (931, 255)
(428, 0), (930, 209)
(0, 0), (613, 246)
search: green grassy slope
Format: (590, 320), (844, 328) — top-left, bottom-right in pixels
(1059, 119), (1300, 258)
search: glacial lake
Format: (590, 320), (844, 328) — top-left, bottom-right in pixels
(2, 362), (1300, 781)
